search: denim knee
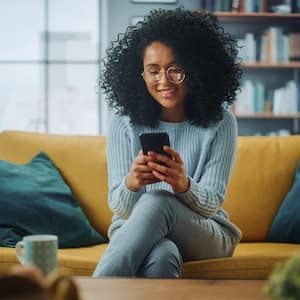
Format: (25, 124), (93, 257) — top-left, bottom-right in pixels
(135, 190), (175, 213)
(132, 190), (176, 225)
(138, 238), (183, 278)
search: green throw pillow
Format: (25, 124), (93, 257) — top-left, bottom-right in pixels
(268, 159), (300, 243)
(0, 152), (106, 248)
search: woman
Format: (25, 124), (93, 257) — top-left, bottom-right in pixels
(93, 7), (242, 278)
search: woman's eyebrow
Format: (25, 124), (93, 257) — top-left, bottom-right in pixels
(144, 63), (159, 68)
(144, 61), (179, 68)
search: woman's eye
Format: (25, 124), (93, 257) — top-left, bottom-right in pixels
(169, 67), (180, 72)
(148, 70), (159, 75)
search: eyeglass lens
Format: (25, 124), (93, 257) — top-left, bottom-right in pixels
(167, 68), (185, 83)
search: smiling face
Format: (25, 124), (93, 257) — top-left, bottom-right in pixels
(142, 41), (188, 122)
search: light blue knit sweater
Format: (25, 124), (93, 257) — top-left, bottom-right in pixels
(106, 110), (242, 240)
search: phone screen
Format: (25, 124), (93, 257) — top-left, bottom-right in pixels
(139, 132), (170, 156)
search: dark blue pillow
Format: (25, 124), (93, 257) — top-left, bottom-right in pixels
(0, 152), (107, 248)
(268, 160), (300, 243)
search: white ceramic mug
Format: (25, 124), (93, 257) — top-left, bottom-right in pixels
(15, 234), (58, 276)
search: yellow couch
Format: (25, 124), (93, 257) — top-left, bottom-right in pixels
(0, 130), (300, 279)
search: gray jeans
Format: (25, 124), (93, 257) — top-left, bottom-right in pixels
(93, 190), (237, 278)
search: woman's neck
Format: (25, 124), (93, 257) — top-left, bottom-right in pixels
(160, 109), (187, 123)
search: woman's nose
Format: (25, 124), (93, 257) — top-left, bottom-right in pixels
(158, 70), (170, 84)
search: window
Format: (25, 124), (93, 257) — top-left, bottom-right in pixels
(0, 0), (101, 134)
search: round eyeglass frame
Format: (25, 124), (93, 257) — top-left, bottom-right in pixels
(141, 66), (186, 85)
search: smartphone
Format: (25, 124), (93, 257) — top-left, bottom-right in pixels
(139, 132), (171, 157)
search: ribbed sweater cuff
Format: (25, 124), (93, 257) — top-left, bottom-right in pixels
(110, 177), (142, 218)
(175, 177), (212, 217)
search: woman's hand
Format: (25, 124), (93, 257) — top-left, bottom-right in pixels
(147, 146), (190, 193)
(126, 150), (161, 192)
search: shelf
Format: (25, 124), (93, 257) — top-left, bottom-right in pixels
(213, 12), (300, 22)
(235, 113), (300, 119)
(241, 62), (300, 68)
(214, 11), (300, 134)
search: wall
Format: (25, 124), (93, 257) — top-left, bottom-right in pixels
(106, 0), (202, 44)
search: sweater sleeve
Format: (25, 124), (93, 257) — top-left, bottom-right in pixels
(175, 111), (237, 218)
(106, 114), (143, 219)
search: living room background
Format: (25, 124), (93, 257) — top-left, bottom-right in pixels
(1, 0), (299, 135)
(0, 0), (102, 134)
(0, 0), (199, 135)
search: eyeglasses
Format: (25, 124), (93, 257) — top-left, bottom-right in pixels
(141, 66), (186, 85)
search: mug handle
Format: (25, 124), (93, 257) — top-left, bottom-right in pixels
(15, 241), (24, 265)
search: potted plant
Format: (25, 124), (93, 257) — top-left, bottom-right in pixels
(264, 253), (300, 300)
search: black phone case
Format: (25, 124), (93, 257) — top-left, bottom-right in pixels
(139, 132), (170, 156)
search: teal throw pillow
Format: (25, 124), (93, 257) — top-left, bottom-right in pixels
(268, 159), (300, 243)
(0, 152), (107, 248)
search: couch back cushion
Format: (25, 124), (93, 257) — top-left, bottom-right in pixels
(0, 131), (112, 237)
(223, 135), (300, 242)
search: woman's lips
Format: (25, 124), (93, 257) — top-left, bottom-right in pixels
(158, 88), (176, 98)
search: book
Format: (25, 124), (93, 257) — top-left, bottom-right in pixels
(231, 0), (240, 11)
(235, 80), (255, 114)
(268, 0), (292, 13)
(292, 0), (300, 12)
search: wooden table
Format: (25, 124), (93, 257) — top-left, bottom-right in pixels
(74, 278), (268, 300)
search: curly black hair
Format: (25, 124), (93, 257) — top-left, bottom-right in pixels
(101, 7), (242, 128)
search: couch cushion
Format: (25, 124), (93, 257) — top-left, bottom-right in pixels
(182, 242), (300, 279)
(267, 159), (300, 243)
(223, 135), (300, 242)
(0, 152), (106, 248)
(0, 131), (113, 237)
(0, 244), (108, 276)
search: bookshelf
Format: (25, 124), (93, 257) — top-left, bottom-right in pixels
(210, 10), (300, 135)
(215, 12), (300, 20)
(241, 62), (300, 68)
